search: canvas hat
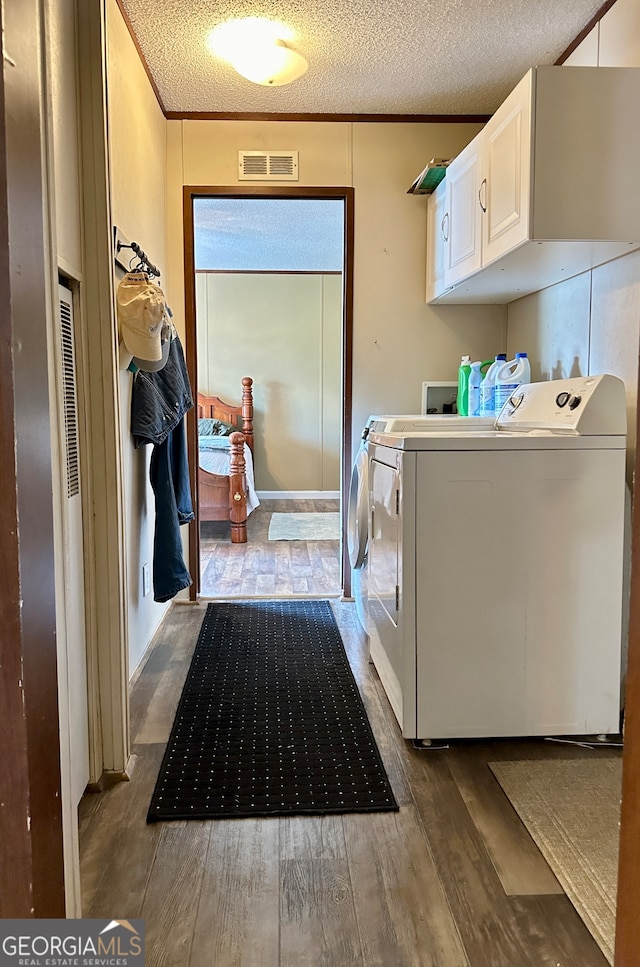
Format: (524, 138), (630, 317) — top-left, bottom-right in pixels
(117, 272), (166, 362)
(133, 315), (172, 372)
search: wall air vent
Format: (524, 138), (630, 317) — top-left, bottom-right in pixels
(238, 150), (299, 181)
(59, 288), (80, 499)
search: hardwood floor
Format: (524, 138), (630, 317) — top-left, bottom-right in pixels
(200, 499), (341, 597)
(79, 601), (615, 967)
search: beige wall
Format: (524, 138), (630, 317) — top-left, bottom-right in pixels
(47, 0), (83, 278)
(106, 0), (169, 673)
(196, 271), (342, 491)
(165, 119), (507, 462)
(508, 0), (640, 478)
(350, 123), (507, 438)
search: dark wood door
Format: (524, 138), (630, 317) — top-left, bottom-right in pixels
(0, 0), (65, 917)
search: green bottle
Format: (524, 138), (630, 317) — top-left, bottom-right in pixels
(457, 355), (471, 416)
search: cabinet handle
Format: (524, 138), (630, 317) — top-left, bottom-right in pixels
(478, 178), (487, 213)
(441, 212), (449, 242)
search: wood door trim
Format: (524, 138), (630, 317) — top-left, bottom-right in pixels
(615, 395), (640, 962)
(183, 186), (354, 598)
(0, 0), (65, 916)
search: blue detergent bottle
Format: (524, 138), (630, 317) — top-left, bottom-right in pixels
(467, 360), (493, 416)
(480, 354), (507, 416)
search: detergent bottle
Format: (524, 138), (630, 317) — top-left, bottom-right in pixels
(457, 355), (471, 416)
(480, 353), (507, 416)
(494, 352), (531, 413)
(467, 360), (493, 417)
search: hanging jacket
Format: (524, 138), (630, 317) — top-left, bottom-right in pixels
(130, 330), (195, 601)
(131, 332), (193, 448)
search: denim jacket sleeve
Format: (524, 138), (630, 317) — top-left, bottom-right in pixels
(131, 332), (194, 448)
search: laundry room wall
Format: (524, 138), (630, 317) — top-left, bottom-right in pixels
(164, 118), (507, 457)
(506, 0), (640, 478)
(106, 0), (170, 674)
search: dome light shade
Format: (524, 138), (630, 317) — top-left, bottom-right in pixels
(207, 19), (307, 87)
(229, 41), (307, 87)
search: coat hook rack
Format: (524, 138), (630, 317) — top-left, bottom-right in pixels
(116, 239), (161, 278)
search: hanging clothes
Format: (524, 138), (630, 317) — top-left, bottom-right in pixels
(131, 332), (194, 602)
(148, 419), (194, 602)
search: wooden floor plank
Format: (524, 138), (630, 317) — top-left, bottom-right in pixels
(131, 605), (203, 744)
(511, 894), (611, 967)
(280, 857), (363, 967)
(344, 806), (470, 967)
(188, 819), (280, 967)
(79, 745), (164, 917)
(280, 814), (346, 861)
(140, 822), (211, 967)
(447, 746), (564, 897)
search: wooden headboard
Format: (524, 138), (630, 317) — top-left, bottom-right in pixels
(197, 376), (254, 452)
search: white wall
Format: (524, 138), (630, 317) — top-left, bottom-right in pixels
(165, 119), (507, 461)
(196, 271), (342, 491)
(507, 0), (640, 475)
(106, 0), (170, 674)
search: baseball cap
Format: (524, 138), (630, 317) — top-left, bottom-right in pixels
(133, 315), (172, 372)
(117, 272), (166, 362)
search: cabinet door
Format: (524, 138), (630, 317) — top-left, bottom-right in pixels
(483, 69), (532, 265)
(425, 179), (447, 302)
(444, 135), (483, 287)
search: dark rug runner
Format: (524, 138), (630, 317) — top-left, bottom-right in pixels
(147, 600), (398, 821)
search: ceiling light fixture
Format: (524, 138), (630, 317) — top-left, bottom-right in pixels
(207, 18), (308, 87)
(229, 40), (307, 87)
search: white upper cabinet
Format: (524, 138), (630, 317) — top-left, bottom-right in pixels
(482, 70), (532, 266)
(425, 179), (447, 302)
(427, 66), (640, 304)
(444, 136), (483, 286)
(441, 71), (532, 291)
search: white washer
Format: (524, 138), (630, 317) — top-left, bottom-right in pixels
(366, 375), (627, 742)
(348, 414), (494, 632)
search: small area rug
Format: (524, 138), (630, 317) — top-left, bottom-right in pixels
(489, 757), (622, 964)
(147, 600), (397, 822)
(268, 512), (340, 541)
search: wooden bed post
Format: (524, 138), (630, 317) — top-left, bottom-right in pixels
(229, 431), (248, 543)
(241, 376), (254, 452)
(195, 381), (254, 541)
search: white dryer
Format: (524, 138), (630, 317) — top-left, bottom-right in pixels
(366, 375), (627, 742)
(348, 414), (493, 633)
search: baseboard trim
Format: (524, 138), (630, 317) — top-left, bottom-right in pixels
(257, 490), (340, 500)
(84, 767), (131, 793)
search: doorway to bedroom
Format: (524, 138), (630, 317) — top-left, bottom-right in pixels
(184, 188), (353, 600)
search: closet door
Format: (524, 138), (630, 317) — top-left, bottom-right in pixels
(58, 282), (89, 807)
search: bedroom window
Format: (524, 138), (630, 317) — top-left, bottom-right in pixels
(194, 197), (343, 272)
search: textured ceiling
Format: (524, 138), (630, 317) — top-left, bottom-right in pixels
(119, 0), (604, 115)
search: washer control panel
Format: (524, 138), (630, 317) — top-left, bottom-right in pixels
(498, 374), (626, 435)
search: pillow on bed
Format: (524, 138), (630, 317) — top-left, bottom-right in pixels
(198, 416), (236, 437)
